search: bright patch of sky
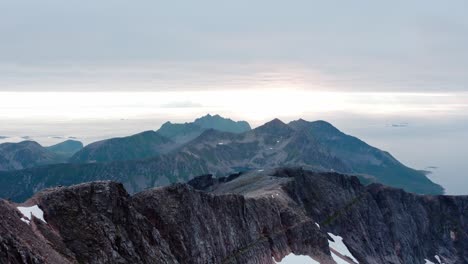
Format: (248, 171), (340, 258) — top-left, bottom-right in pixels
(0, 91), (466, 122)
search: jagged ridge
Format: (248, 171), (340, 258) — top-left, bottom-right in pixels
(1, 168), (465, 264)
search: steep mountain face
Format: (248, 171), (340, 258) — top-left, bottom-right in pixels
(0, 119), (443, 202)
(69, 131), (175, 163)
(0, 181), (178, 264)
(46, 140), (83, 158)
(288, 119), (444, 194)
(190, 169), (468, 264)
(157, 114), (251, 144)
(0, 141), (66, 171)
(1, 169), (466, 264)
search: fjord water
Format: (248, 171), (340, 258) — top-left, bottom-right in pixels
(1, 115), (467, 195)
(341, 116), (468, 195)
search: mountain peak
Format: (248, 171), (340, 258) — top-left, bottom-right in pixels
(193, 114), (251, 133)
(254, 118), (293, 136)
(289, 119), (341, 135)
(197, 113), (221, 119)
(46, 140), (83, 158)
(261, 118), (287, 127)
(309, 120), (341, 135)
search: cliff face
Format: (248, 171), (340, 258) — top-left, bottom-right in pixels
(275, 169), (468, 264)
(133, 184), (330, 264)
(0, 169), (466, 264)
(1, 182), (178, 264)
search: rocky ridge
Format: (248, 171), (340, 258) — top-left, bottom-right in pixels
(0, 168), (465, 264)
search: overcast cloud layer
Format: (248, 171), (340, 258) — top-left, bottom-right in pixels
(1, 0), (468, 92)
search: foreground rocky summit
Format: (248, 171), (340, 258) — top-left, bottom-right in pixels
(1, 168), (466, 264)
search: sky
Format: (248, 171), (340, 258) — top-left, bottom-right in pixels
(1, 0), (468, 93)
(0, 1), (467, 194)
(1, 0), (468, 121)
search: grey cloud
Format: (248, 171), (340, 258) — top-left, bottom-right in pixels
(1, 0), (468, 92)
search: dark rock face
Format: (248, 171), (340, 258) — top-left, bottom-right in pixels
(0, 169), (466, 264)
(36, 182), (178, 264)
(133, 184), (328, 264)
(0, 200), (73, 264)
(278, 169), (467, 264)
(1, 181), (178, 264)
(190, 169), (467, 264)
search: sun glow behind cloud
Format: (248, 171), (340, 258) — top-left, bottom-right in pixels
(1, 90), (467, 124)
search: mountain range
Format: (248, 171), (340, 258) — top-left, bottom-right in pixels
(0, 115), (443, 202)
(1, 168), (465, 264)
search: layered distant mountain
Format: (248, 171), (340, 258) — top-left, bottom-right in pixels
(0, 118), (443, 202)
(1, 168), (465, 264)
(69, 131), (175, 163)
(69, 115), (251, 163)
(46, 140), (83, 158)
(0, 141), (76, 171)
(157, 114), (251, 144)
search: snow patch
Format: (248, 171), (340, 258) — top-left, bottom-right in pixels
(425, 259), (436, 264)
(328, 233), (359, 263)
(435, 255), (442, 264)
(331, 252), (353, 264)
(217, 142), (224, 145)
(17, 205), (47, 223)
(315, 222), (320, 229)
(273, 253), (320, 264)
(258, 169), (264, 172)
